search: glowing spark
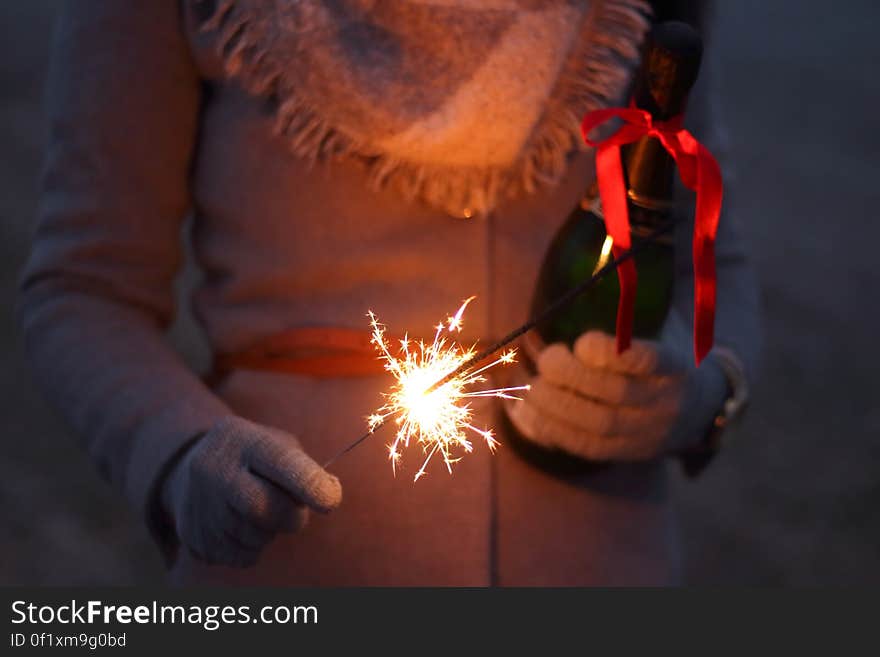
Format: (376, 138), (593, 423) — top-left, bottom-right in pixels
(367, 298), (529, 481)
(446, 295), (475, 332)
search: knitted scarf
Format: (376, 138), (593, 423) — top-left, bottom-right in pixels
(199, 0), (650, 217)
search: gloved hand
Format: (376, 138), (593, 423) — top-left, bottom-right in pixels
(160, 416), (342, 567)
(506, 312), (729, 462)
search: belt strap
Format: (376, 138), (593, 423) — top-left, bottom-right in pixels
(215, 326), (508, 380)
(214, 327), (387, 378)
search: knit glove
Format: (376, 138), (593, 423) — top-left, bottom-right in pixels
(160, 416), (342, 567)
(506, 312), (729, 462)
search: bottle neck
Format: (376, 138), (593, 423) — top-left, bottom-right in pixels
(622, 135), (677, 211)
(582, 116), (679, 223)
(582, 182), (673, 237)
(621, 22), (702, 214)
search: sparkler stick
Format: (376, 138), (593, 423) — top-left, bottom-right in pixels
(426, 221), (674, 392)
(323, 221), (673, 472)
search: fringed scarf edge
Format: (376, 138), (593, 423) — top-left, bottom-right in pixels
(200, 0), (651, 217)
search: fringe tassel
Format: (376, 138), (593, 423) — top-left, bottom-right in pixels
(196, 0), (651, 218)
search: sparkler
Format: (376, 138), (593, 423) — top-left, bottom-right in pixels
(365, 297), (529, 481)
(322, 221), (673, 476)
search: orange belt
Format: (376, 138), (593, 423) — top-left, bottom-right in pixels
(214, 327), (388, 378)
(213, 327), (516, 379)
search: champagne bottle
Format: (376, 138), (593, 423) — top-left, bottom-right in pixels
(508, 22), (704, 473)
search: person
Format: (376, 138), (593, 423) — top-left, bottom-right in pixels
(19, 0), (760, 585)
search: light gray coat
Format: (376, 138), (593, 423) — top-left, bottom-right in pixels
(19, 0), (760, 585)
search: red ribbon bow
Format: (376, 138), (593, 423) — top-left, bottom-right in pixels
(580, 106), (723, 365)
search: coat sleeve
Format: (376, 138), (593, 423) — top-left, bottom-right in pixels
(18, 0), (231, 537)
(671, 13), (763, 385)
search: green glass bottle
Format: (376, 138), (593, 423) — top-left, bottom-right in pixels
(508, 22), (704, 473)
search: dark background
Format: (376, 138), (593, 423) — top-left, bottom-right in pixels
(2, 1), (878, 585)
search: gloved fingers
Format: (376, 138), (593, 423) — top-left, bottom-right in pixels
(184, 522), (258, 568)
(222, 504), (277, 550)
(250, 432), (342, 513)
(250, 433), (342, 513)
(218, 530), (262, 568)
(526, 378), (678, 439)
(180, 528), (212, 565)
(246, 430), (342, 513)
(505, 395), (562, 449)
(507, 397), (611, 460)
(228, 472), (310, 533)
(209, 416), (342, 513)
(573, 331), (687, 376)
(537, 343), (679, 406)
(175, 495), (227, 565)
(509, 397), (669, 462)
(209, 529), (261, 568)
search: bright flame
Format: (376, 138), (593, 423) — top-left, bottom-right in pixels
(593, 234), (614, 274)
(367, 298), (528, 481)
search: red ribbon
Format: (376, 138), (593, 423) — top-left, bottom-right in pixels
(580, 106), (723, 365)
